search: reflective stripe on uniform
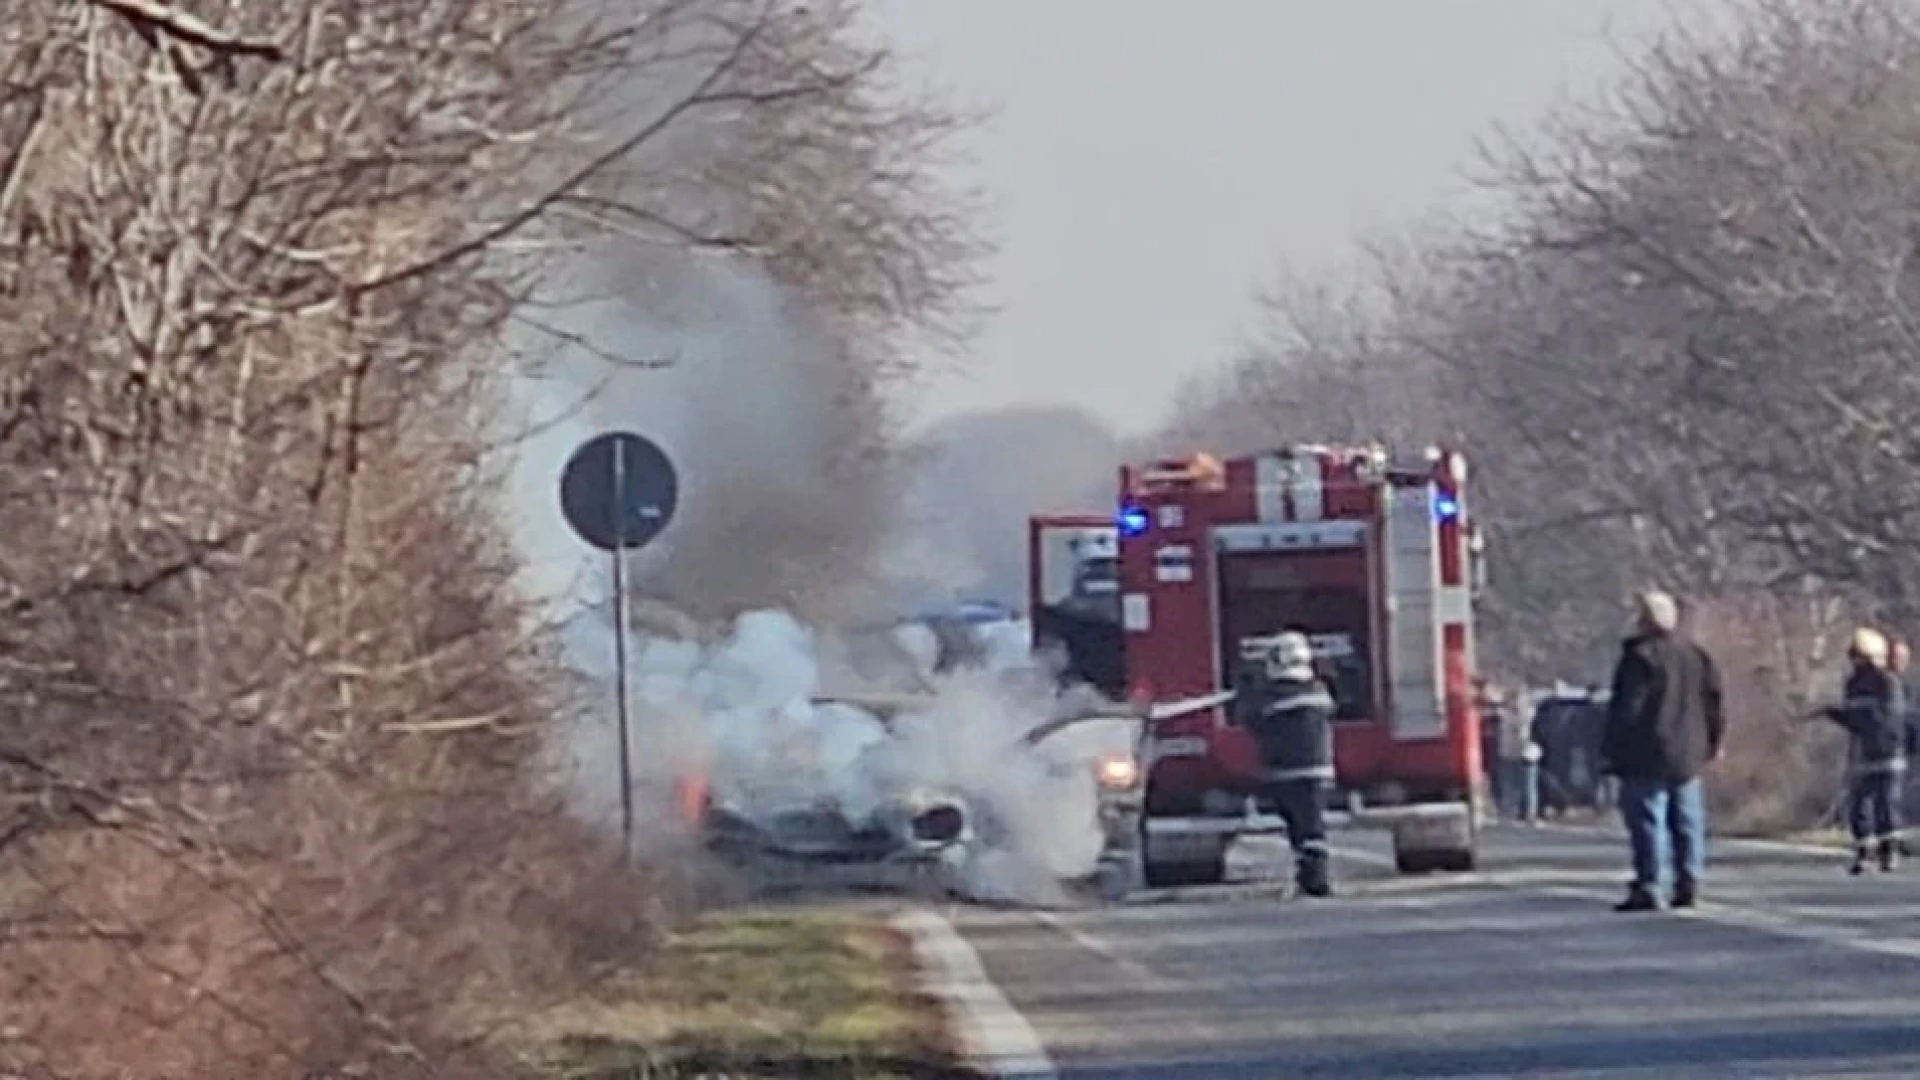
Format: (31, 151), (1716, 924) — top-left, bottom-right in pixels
(1267, 690), (1335, 713)
(1266, 765), (1335, 782)
(1298, 838), (1329, 853)
(1854, 758), (1909, 775)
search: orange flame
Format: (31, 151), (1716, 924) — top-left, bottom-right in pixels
(674, 771), (709, 825)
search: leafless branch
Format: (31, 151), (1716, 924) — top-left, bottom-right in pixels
(85, 0), (285, 62)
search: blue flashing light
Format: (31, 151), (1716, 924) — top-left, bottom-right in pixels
(1118, 504), (1151, 537)
(1434, 494), (1461, 521)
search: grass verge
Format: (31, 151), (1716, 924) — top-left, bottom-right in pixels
(509, 907), (977, 1079)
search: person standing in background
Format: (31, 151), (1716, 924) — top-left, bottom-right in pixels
(1495, 691), (1537, 823)
(1479, 681), (1505, 814)
(1891, 639), (1917, 858)
(1591, 682), (1621, 814)
(1602, 590), (1726, 912)
(1520, 734), (1544, 824)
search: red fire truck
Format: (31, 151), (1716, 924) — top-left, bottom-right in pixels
(1029, 443), (1488, 886)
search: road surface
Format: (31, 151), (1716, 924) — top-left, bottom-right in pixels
(943, 822), (1920, 1078)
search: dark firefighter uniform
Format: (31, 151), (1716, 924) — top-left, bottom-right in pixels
(1237, 632), (1336, 897)
(1828, 629), (1908, 874)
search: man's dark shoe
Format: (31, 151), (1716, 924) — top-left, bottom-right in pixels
(1671, 883), (1697, 909)
(1614, 888), (1660, 912)
(1851, 848), (1870, 876)
(1879, 839), (1898, 872)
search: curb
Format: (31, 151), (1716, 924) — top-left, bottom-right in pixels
(893, 906), (1060, 1080)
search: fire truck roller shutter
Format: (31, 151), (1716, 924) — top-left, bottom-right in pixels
(1212, 524), (1375, 727)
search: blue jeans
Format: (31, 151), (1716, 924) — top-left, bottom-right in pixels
(1848, 770), (1903, 845)
(1618, 776), (1706, 894)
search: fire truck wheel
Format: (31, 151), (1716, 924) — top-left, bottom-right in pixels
(1395, 847), (1476, 874)
(1143, 849), (1227, 889)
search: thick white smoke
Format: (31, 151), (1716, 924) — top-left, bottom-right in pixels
(706, 610), (1132, 904)
(873, 663), (1128, 903)
(560, 604), (1130, 905)
(499, 259), (893, 829)
(499, 264), (1132, 906)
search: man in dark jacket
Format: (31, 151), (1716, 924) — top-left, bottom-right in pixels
(1239, 631), (1337, 897)
(1602, 590), (1725, 912)
(1826, 628), (1906, 874)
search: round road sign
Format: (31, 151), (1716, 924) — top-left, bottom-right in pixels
(558, 431), (678, 552)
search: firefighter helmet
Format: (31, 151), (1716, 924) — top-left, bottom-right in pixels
(1270, 631), (1313, 674)
(1852, 626), (1890, 667)
(1240, 631), (1312, 676)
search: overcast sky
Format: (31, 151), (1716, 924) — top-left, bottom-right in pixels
(865, 0), (1705, 437)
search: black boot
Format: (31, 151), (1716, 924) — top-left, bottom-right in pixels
(1879, 839), (1898, 872)
(1850, 846), (1870, 876)
(1295, 852), (1332, 898)
(1614, 885), (1660, 912)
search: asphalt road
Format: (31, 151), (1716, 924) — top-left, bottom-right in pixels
(944, 821), (1920, 1079)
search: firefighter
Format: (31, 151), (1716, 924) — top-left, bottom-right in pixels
(1890, 638), (1918, 859)
(1822, 628), (1907, 875)
(1241, 631), (1337, 898)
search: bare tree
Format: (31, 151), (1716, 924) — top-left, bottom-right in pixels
(0, 1), (987, 1077)
(1149, 265), (1446, 462)
(1157, 0), (1920, 829)
(1432, 0), (1920, 655)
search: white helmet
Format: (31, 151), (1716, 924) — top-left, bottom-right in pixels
(1271, 631), (1314, 673)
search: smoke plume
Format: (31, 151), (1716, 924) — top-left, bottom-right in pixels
(499, 266), (1130, 905)
(899, 405), (1123, 607)
(607, 607), (1129, 905)
(506, 258), (898, 625)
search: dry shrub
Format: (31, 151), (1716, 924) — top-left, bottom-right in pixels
(1, 442), (665, 1079)
(1689, 592), (1854, 835)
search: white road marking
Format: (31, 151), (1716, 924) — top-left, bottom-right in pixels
(1528, 818), (1846, 859)
(1333, 835), (1920, 966)
(1526, 881), (1920, 961)
(893, 907), (1059, 1080)
(1033, 909), (1175, 988)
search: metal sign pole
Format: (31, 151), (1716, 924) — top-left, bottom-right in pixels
(558, 429), (676, 863)
(610, 436), (636, 861)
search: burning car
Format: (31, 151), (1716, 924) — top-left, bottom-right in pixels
(695, 685), (1150, 904)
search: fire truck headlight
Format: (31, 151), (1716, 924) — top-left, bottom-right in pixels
(1095, 752), (1141, 791)
(1118, 505), (1150, 537)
